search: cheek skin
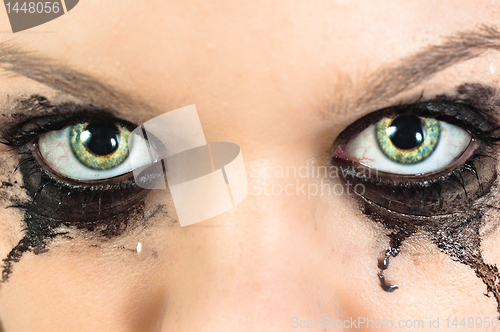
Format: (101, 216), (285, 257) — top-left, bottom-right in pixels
(326, 199), (500, 319)
(349, 160), (500, 317)
(377, 234), (498, 316)
(0, 190), (175, 332)
(0, 241), (166, 331)
(0, 144), (28, 272)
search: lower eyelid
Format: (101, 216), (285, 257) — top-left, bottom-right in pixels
(333, 143), (497, 217)
(19, 145), (151, 223)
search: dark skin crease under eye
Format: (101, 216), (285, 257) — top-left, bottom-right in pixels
(334, 83), (500, 316)
(0, 95), (156, 282)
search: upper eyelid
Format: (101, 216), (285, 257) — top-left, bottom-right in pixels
(0, 101), (140, 148)
(10, 113), (151, 188)
(334, 100), (498, 147)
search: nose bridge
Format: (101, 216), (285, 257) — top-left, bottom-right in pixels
(160, 230), (300, 330)
(157, 191), (351, 332)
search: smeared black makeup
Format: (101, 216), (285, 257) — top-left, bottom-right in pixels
(333, 83), (500, 314)
(0, 95), (157, 282)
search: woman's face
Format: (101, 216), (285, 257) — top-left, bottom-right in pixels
(1, 0), (500, 331)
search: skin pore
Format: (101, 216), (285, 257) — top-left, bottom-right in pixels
(2, 1), (500, 331)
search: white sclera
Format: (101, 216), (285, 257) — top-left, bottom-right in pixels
(38, 126), (156, 181)
(344, 121), (471, 175)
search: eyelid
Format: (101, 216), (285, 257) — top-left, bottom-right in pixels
(0, 102), (152, 191)
(1, 107), (138, 149)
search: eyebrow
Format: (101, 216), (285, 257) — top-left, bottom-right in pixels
(354, 24), (500, 112)
(0, 41), (153, 114)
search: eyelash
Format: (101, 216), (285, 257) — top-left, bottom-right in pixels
(0, 98), (149, 227)
(332, 99), (500, 217)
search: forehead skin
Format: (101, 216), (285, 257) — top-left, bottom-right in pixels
(1, 0), (500, 331)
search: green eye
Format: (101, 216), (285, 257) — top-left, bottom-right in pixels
(70, 122), (131, 170)
(375, 115), (440, 164)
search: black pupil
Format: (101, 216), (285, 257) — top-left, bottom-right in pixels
(387, 115), (425, 150)
(81, 122), (120, 156)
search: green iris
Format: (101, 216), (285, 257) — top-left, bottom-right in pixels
(70, 122), (131, 170)
(375, 115), (441, 164)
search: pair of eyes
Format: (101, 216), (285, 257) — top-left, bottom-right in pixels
(36, 110), (472, 182)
